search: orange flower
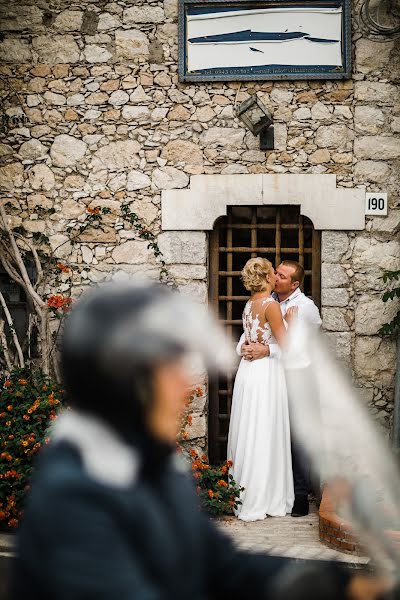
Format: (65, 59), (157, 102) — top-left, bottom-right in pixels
(23, 415), (30, 421)
(42, 385), (48, 391)
(1, 452), (7, 459)
(57, 263), (70, 273)
(189, 449), (198, 458)
(226, 460), (233, 468)
(18, 379), (27, 385)
(5, 421), (11, 427)
(8, 435), (14, 440)
(195, 387), (203, 397)
(6, 405), (12, 411)
(87, 206), (100, 215)
(47, 295), (72, 311)
(0, 511), (5, 520)
(0, 412), (5, 418)
(217, 480), (228, 488)
(228, 500), (235, 507)
(208, 489), (214, 499)
(21, 441), (28, 447)
(4, 380), (12, 388)
(8, 518), (18, 528)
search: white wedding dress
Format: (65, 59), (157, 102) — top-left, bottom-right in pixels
(227, 297), (294, 521)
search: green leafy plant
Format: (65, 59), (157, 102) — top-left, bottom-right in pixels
(0, 368), (65, 530)
(189, 450), (244, 517)
(378, 270), (400, 336)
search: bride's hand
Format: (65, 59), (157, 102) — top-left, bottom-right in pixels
(243, 343), (270, 361)
(284, 306), (298, 324)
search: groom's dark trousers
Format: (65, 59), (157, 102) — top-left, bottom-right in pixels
(291, 438), (311, 496)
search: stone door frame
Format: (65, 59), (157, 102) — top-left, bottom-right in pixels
(161, 173), (366, 232)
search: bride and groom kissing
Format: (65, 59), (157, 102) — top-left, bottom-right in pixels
(227, 258), (321, 522)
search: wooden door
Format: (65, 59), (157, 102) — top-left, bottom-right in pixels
(208, 205), (321, 464)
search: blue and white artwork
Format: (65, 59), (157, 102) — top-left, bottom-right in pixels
(186, 6), (343, 72)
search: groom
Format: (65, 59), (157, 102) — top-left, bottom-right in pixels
(236, 260), (321, 518)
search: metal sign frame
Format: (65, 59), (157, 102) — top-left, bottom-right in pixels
(178, 0), (352, 82)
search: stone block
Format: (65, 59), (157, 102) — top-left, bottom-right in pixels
(354, 336), (396, 387)
(0, 5), (43, 32)
(50, 135), (87, 167)
(28, 164), (55, 191)
(0, 163), (24, 191)
(32, 35), (80, 64)
(83, 45), (112, 63)
(321, 264), (348, 288)
(353, 237), (400, 271)
(356, 38), (394, 74)
(322, 231), (349, 262)
(355, 296), (399, 335)
(115, 29), (149, 60)
(112, 240), (155, 264)
(0, 39), (32, 62)
(200, 127), (245, 149)
(354, 161), (390, 184)
(91, 140), (140, 171)
(354, 136), (400, 160)
(354, 106), (384, 134)
(324, 332), (351, 359)
(161, 140), (203, 166)
(126, 170), (151, 191)
(123, 6), (164, 24)
(19, 139), (47, 161)
(354, 82), (399, 104)
(164, 0), (178, 19)
(322, 308), (349, 331)
(158, 231), (206, 264)
(152, 167), (189, 190)
(321, 288), (349, 308)
(185, 414), (206, 440)
(53, 10), (83, 31)
(122, 105), (151, 122)
(315, 125), (353, 149)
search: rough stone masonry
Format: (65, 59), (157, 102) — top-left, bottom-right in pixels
(0, 0), (399, 451)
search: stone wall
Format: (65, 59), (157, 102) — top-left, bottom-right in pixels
(0, 0), (399, 448)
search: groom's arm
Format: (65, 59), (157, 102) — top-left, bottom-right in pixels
(236, 333), (247, 356)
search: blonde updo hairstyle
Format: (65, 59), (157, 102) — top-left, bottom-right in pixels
(241, 257), (274, 293)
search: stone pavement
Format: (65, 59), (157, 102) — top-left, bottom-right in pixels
(215, 502), (370, 569)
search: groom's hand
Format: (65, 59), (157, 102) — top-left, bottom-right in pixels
(243, 342), (270, 361)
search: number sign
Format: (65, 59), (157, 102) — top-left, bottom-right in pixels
(365, 193), (388, 216)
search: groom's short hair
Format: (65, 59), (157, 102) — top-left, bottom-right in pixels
(281, 260), (304, 286)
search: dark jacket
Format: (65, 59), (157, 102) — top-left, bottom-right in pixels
(13, 411), (349, 600)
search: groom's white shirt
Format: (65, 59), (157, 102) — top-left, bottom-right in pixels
(236, 289), (322, 358)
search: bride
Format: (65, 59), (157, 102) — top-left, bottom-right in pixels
(227, 257), (295, 521)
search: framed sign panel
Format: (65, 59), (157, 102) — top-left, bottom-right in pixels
(179, 0), (351, 81)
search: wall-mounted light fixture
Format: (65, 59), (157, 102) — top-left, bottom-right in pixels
(235, 94), (274, 151)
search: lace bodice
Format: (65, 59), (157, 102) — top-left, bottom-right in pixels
(243, 297), (277, 345)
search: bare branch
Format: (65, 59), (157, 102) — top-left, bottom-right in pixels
(0, 290), (24, 368)
(0, 242), (27, 290)
(0, 318), (13, 372)
(0, 202), (44, 311)
(13, 232), (44, 288)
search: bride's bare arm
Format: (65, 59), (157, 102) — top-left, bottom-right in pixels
(265, 301), (287, 348)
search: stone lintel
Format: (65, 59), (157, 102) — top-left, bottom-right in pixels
(161, 174), (365, 231)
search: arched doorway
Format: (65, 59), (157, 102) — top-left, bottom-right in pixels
(208, 205), (321, 463)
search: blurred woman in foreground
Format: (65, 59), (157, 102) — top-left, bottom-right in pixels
(12, 283), (388, 600)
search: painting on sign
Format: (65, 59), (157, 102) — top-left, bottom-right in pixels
(179, 0), (351, 81)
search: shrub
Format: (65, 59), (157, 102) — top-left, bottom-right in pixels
(0, 368), (65, 530)
(189, 450), (244, 517)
